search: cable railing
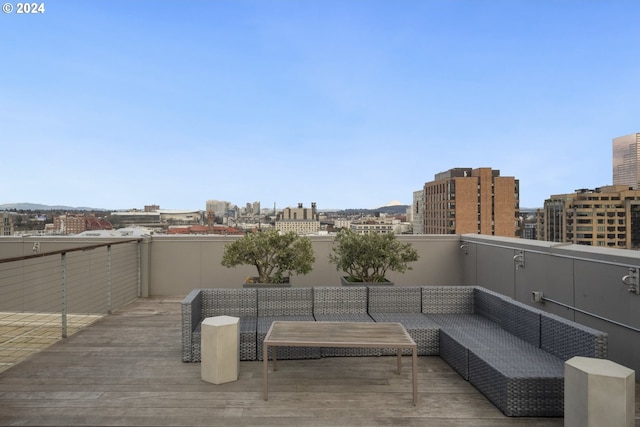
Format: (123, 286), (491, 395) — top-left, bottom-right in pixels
(0, 239), (141, 372)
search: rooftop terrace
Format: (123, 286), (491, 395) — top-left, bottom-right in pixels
(0, 234), (639, 425)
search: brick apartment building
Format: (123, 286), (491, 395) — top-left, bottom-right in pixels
(54, 214), (112, 235)
(415, 167), (520, 237)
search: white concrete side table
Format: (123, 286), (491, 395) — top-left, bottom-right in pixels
(565, 356), (635, 427)
(201, 316), (239, 385)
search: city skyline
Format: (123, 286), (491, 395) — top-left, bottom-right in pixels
(2, 1), (639, 210)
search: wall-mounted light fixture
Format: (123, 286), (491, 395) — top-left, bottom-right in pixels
(622, 268), (640, 295)
(513, 250), (525, 270)
(460, 243), (468, 255)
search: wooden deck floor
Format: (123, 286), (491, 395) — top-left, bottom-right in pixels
(0, 297), (634, 427)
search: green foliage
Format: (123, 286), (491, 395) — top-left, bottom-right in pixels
(221, 229), (315, 283)
(328, 229), (419, 283)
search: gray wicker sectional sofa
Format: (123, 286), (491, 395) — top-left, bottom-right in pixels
(182, 286), (608, 417)
(422, 287), (607, 416)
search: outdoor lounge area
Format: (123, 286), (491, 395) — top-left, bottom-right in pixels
(182, 286), (609, 417)
(0, 296), (637, 426)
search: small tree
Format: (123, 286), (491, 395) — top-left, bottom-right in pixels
(328, 229), (419, 283)
(221, 229), (315, 283)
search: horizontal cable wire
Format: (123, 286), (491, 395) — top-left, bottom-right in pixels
(0, 240), (141, 373)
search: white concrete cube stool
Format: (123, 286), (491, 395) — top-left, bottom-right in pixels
(201, 316), (239, 385)
(565, 356), (635, 427)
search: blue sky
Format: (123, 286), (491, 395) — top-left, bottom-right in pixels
(2, 1), (639, 210)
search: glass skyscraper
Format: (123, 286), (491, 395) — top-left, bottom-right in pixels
(613, 133), (640, 189)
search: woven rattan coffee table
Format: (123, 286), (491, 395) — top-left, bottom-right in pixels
(263, 321), (418, 405)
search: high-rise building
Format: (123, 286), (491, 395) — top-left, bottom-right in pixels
(275, 202), (320, 234)
(412, 190), (424, 234)
(613, 133), (640, 189)
(279, 202), (317, 221)
(1, 212), (15, 236)
(536, 185), (640, 249)
(421, 167), (520, 237)
(205, 200), (229, 217)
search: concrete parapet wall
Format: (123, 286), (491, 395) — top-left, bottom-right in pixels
(146, 234), (463, 294)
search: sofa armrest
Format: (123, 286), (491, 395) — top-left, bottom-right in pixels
(181, 289), (203, 362)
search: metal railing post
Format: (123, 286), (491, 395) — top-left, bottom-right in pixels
(137, 241), (141, 298)
(107, 245), (112, 314)
(61, 252), (67, 338)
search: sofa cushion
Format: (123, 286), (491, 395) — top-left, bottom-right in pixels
(368, 287), (422, 314)
(439, 327), (532, 380)
(428, 313), (500, 329)
(473, 287), (506, 324)
(499, 299), (542, 348)
(201, 288), (257, 318)
(369, 313), (440, 356)
(540, 312), (608, 360)
(257, 288), (313, 317)
(468, 347), (564, 417)
(313, 286), (368, 315)
(422, 286), (474, 314)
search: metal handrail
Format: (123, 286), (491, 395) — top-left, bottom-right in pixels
(0, 239), (142, 336)
(0, 239), (142, 264)
(541, 296), (640, 334)
(461, 239), (640, 269)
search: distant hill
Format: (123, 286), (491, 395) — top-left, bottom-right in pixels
(335, 204), (409, 216)
(376, 200), (405, 209)
(2, 202), (412, 214)
(0, 203), (107, 211)
(375, 204), (409, 214)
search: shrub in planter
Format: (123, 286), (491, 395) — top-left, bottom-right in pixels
(328, 229), (418, 283)
(221, 229), (315, 284)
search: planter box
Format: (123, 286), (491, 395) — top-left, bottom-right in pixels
(340, 276), (394, 287)
(243, 282), (292, 288)
(243, 277), (291, 288)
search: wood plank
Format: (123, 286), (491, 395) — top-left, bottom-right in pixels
(0, 297), (584, 426)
